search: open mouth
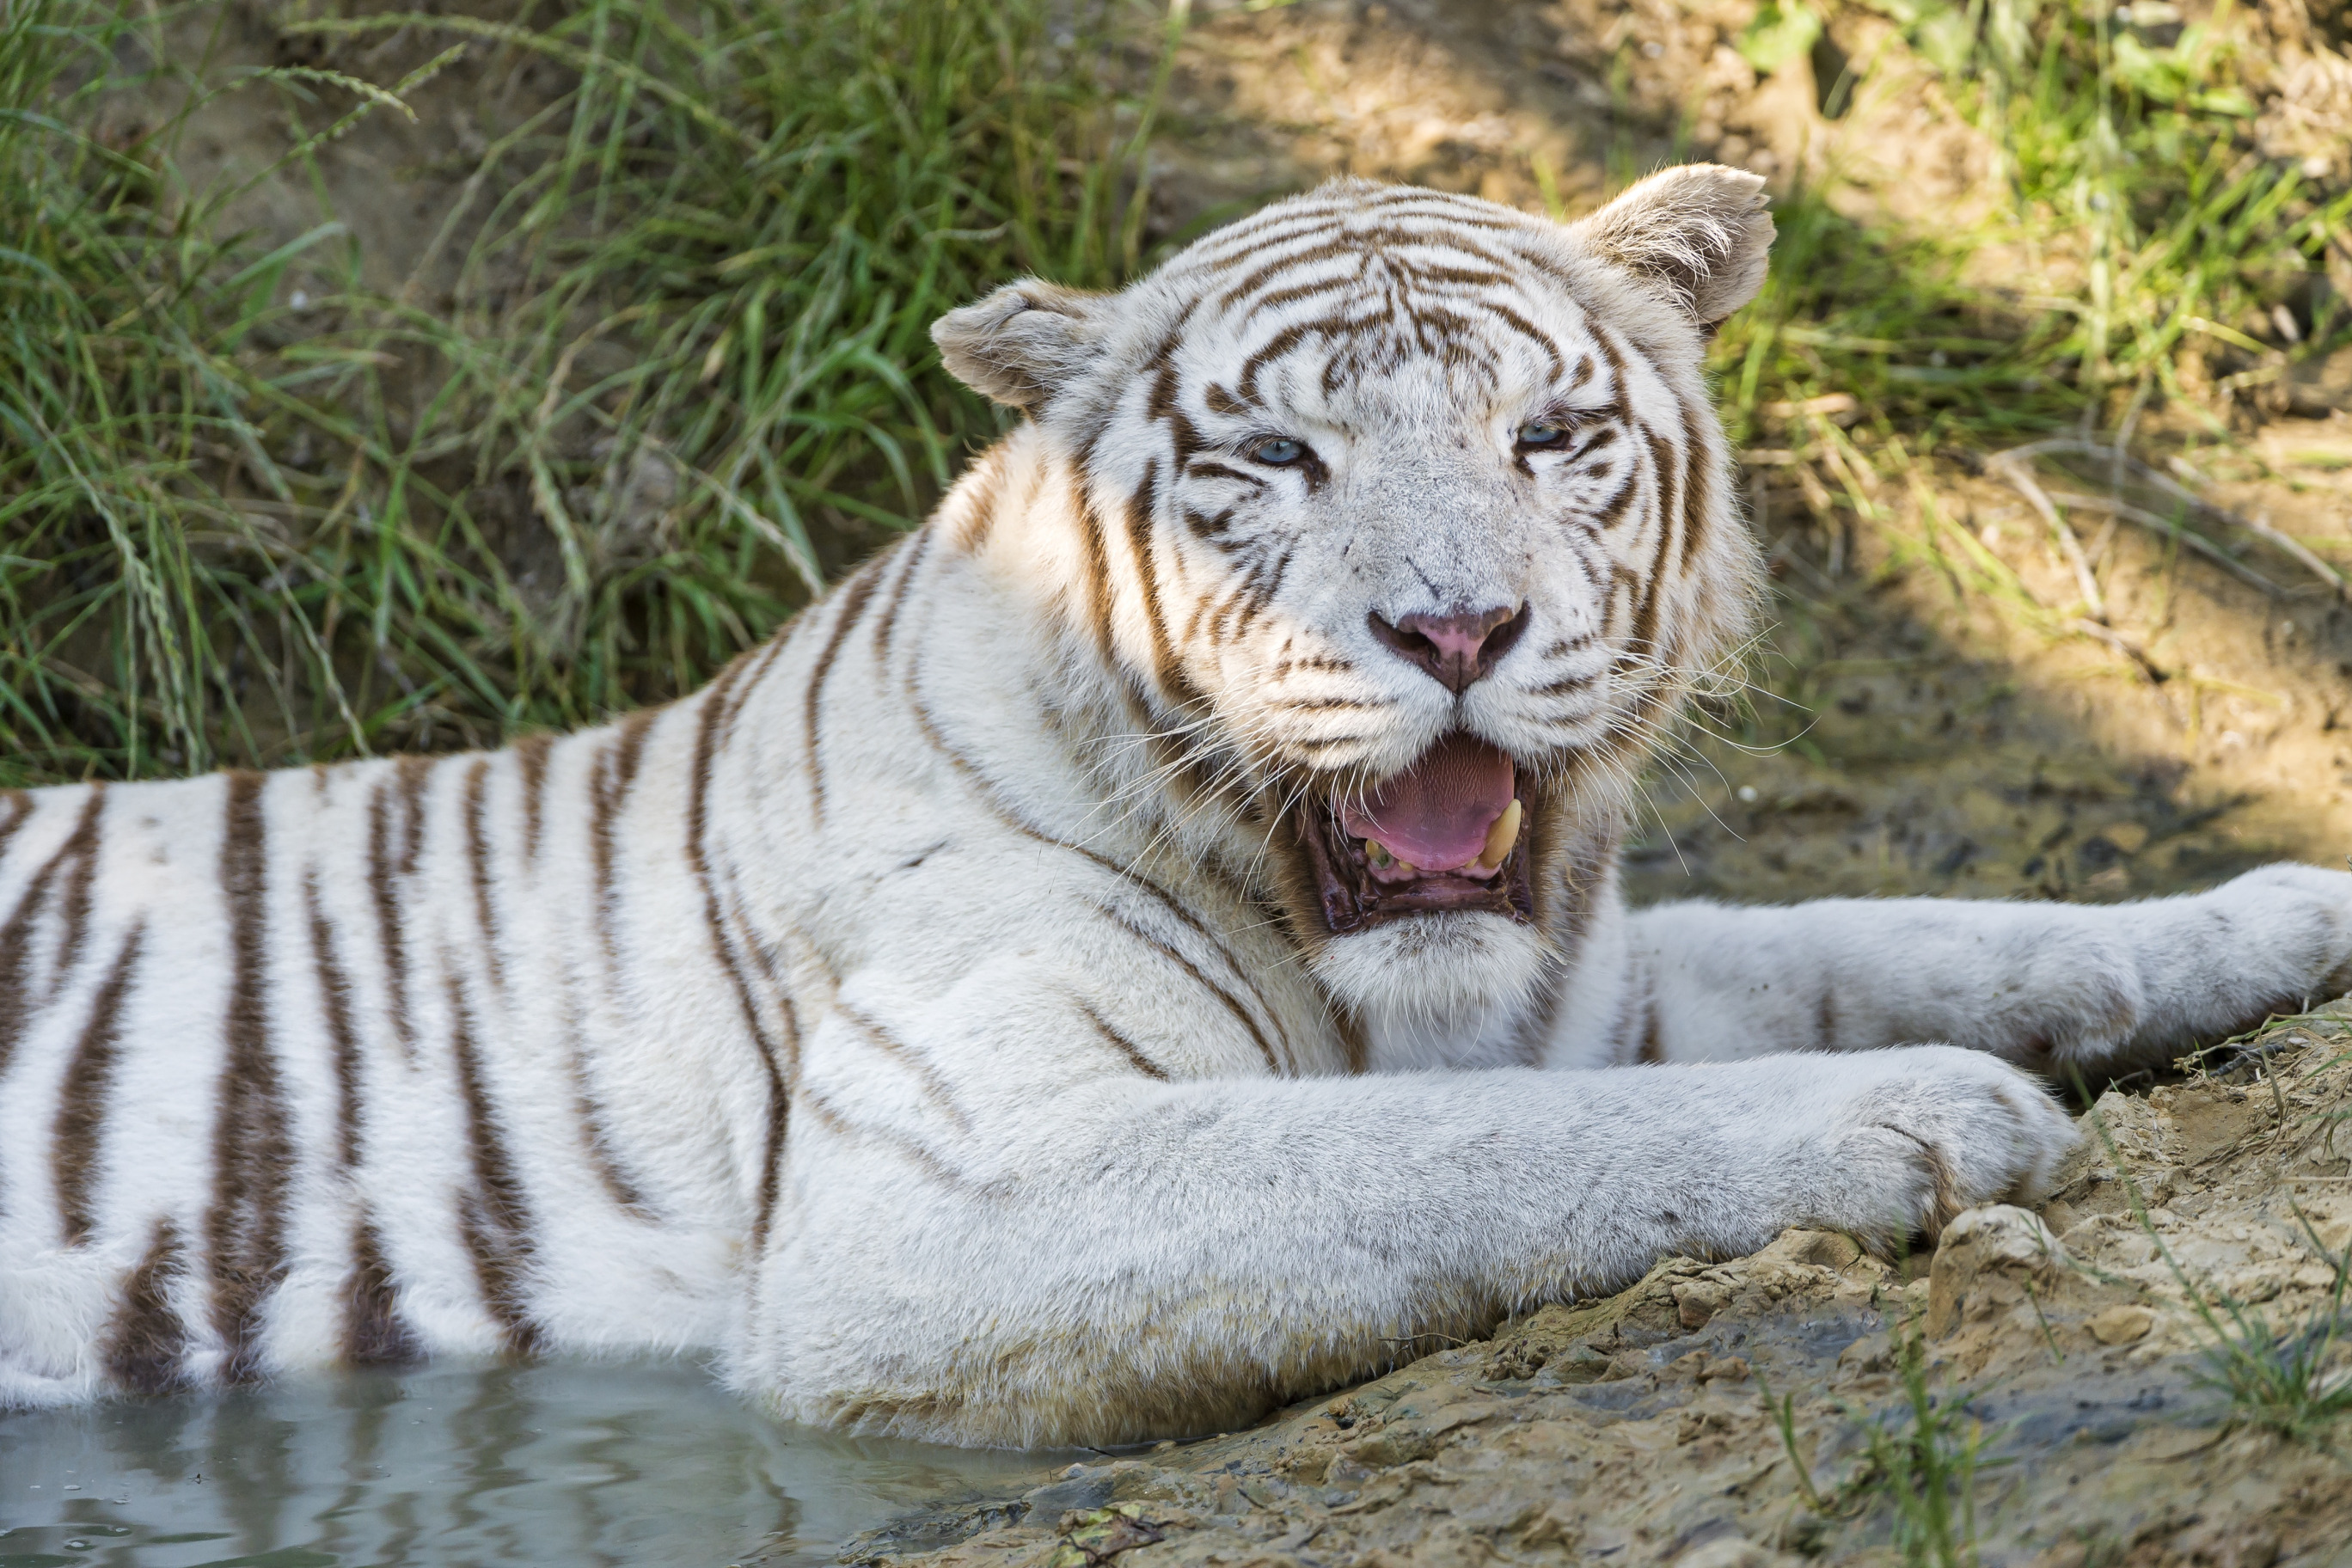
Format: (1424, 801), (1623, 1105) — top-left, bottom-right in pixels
(1297, 732), (1536, 934)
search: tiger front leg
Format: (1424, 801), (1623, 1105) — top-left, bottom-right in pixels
(1622, 863), (2352, 1079)
(730, 1026), (2076, 1449)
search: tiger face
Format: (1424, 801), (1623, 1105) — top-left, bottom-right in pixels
(935, 169), (1774, 1031)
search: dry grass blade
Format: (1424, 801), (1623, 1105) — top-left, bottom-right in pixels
(2038, 490), (2282, 596)
(1992, 438), (2345, 598)
(1988, 456), (2105, 619)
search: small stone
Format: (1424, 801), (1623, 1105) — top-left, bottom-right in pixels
(1673, 1280), (1730, 1329)
(2087, 1304), (2154, 1345)
(1837, 1332), (1892, 1375)
(1927, 1205), (2066, 1338)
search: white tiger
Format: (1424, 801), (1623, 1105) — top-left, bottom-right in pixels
(3, 167), (2349, 1449)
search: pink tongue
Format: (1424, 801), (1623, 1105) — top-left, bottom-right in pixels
(1339, 734), (1516, 873)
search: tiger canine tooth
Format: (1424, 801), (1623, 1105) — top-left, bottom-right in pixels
(1480, 799), (1522, 867)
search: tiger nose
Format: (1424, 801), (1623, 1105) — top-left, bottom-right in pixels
(1367, 604), (1530, 694)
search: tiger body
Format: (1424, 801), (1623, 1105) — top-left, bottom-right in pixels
(6, 171), (2352, 1447)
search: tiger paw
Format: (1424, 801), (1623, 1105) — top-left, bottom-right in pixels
(1788, 1046), (2079, 1250)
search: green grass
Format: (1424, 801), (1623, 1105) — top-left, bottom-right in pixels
(1707, 0), (2352, 645)
(0, 0), (1163, 784)
(1718, 0), (2352, 457)
(3, 0), (2348, 787)
(1764, 1308), (2001, 1566)
(2078, 1052), (2352, 1449)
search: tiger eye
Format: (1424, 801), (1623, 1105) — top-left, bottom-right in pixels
(1516, 422), (1570, 448)
(1251, 437), (1307, 466)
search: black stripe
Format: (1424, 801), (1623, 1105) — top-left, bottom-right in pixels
(463, 759), (505, 993)
(0, 787), (105, 1077)
(306, 870), (364, 1171)
(869, 525), (934, 670)
(207, 770), (291, 1381)
(564, 1044), (652, 1216)
(1515, 825), (1619, 1063)
(1121, 458), (1182, 697)
(837, 1003), (971, 1130)
(52, 923), (145, 1246)
(367, 761), (431, 1061)
(0, 789), (31, 867)
(342, 1214), (420, 1366)
(1073, 475), (1118, 664)
(795, 1082), (983, 1195)
(952, 448), (1009, 553)
(723, 622), (796, 737)
(514, 733), (553, 862)
(687, 659), (792, 1245)
(1075, 1000), (1170, 1080)
(903, 664), (1294, 1068)
(49, 784), (107, 993)
(591, 708), (658, 967)
(1087, 898), (1284, 1076)
(801, 559), (888, 824)
(445, 971), (541, 1355)
(1677, 393), (1713, 570)
(102, 1216), (189, 1396)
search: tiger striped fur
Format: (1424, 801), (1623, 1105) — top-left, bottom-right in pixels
(6, 168), (2351, 1447)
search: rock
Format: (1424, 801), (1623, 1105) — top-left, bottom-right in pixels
(1926, 1204), (2067, 1338)
(1481, 1256), (1710, 1379)
(1753, 1228), (1866, 1270)
(1674, 1280), (1731, 1329)
(1044, 1504), (1165, 1568)
(2087, 1303), (2155, 1344)
(1836, 1332), (1892, 1375)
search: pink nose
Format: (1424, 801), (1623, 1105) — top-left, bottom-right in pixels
(1368, 604), (1528, 694)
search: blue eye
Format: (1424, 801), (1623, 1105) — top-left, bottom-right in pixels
(1516, 422), (1571, 448)
(1250, 437), (1307, 466)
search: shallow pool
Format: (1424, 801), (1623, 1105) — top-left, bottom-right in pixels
(0, 1360), (1056, 1567)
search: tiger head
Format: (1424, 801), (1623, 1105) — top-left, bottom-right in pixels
(934, 168), (1773, 1035)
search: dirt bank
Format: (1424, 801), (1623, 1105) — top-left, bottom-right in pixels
(836, 1006), (2352, 1568)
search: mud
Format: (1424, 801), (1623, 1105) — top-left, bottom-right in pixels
(841, 1008), (2352, 1568)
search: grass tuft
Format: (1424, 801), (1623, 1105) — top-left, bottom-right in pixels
(0, 0), (1165, 784)
(1764, 1307), (2000, 1567)
(2079, 1076), (2352, 1449)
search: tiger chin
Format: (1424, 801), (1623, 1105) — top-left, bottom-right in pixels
(10, 166), (2352, 1449)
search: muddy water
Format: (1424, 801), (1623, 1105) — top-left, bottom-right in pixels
(0, 1361), (1053, 1568)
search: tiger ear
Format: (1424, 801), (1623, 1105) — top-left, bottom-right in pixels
(932, 281), (1114, 409)
(1571, 164), (1775, 327)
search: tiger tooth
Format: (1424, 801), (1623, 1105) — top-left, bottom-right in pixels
(1365, 839), (1394, 868)
(1480, 799), (1522, 867)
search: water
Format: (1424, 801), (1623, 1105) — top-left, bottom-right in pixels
(0, 1361), (1057, 1568)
